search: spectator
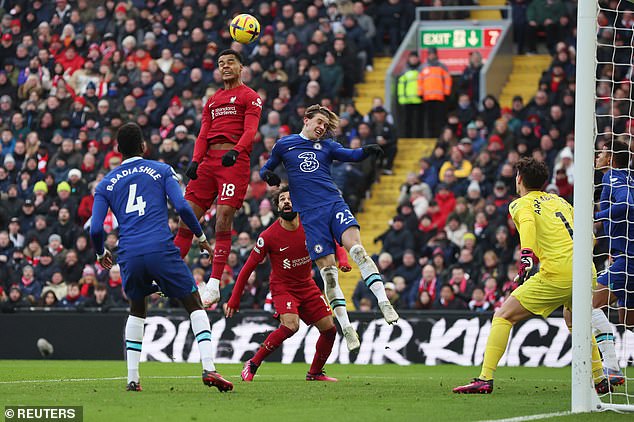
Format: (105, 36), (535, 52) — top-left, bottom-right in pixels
(375, 215), (414, 265)
(39, 290), (59, 308)
(410, 264), (440, 308)
(468, 287), (491, 312)
(433, 284), (467, 310)
(2, 285), (30, 311)
(526, 0), (567, 54)
(81, 282), (114, 311)
(394, 250), (422, 286)
(59, 282), (84, 308)
(459, 52), (483, 105)
(19, 264), (42, 303)
(41, 270), (67, 301)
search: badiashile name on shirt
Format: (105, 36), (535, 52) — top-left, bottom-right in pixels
(106, 166), (162, 191)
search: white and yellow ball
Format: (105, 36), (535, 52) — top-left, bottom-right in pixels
(229, 13), (261, 44)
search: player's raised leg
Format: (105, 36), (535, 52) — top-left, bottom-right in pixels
(316, 257), (360, 352)
(174, 200), (206, 259)
(180, 291), (233, 392)
(306, 315), (338, 382)
(242, 312), (298, 381)
(125, 298), (146, 391)
(341, 226), (399, 324)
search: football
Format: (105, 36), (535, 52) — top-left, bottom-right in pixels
(229, 13), (261, 44)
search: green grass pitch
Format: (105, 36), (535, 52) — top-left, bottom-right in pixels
(0, 361), (632, 421)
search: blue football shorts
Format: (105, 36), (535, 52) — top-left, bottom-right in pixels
(597, 255), (634, 307)
(119, 248), (197, 301)
(300, 200), (360, 260)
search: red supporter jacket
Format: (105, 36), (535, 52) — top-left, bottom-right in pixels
(192, 84), (262, 162)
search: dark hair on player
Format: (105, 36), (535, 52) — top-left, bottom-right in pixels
(218, 49), (243, 64)
(273, 185), (290, 210)
(515, 157), (549, 190)
(610, 139), (631, 168)
(116, 122), (144, 157)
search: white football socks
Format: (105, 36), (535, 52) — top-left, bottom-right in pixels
(320, 265), (352, 329)
(125, 315), (145, 384)
(190, 309), (216, 372)
(592, 308), (620, 371)
(349, 244), (389, 303)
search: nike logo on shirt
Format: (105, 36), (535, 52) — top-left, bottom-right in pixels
(280, 246), (289, 251)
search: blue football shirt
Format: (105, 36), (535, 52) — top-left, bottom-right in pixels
(260, 134), (367, 212)
(90, 157), (202, 257)
(597, 168), (634, 257)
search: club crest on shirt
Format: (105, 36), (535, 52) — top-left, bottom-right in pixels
(313, 142), (322, 150)
(314, 244), (323, 254)
(230, 96), (236, 103)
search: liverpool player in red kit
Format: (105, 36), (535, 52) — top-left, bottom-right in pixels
(174, 49), (263, 306)
(225, 186), (338, 382)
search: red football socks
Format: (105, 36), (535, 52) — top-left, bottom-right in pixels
(252, 325), (295, 366)
(211, 230), (232, 280)
(309, 326), (336, 374)
(174, 226), (194, 259)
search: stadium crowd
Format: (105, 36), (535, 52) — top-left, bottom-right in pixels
(0, 0), (593, 315)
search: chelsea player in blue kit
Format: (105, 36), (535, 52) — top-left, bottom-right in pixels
(260, 105), (399, 352)
(90, 123), (233, 392)
(592, 139), (634, 385)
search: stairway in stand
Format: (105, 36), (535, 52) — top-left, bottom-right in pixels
(498, 55), (552, 107)
(352, 57), (392, 116)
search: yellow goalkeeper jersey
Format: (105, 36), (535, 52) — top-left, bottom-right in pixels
(509, 190), (574, 281)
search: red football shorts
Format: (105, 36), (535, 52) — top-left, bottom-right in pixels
(272, 283), (332, 326)
(184, 149), (250, 210)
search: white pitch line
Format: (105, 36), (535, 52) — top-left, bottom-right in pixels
(0, 375), (210, 385)
(477, 411), (572, 422)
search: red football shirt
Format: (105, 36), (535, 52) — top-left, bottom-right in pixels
(193, 84), (262, 162)
(252, 219), (313, 293)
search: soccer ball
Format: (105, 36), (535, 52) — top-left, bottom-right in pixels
(229, 13), (261, 44)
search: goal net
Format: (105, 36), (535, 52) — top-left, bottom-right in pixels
(574, 0), (634, 413)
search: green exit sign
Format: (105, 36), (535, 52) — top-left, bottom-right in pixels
(420, 29), (483, 49)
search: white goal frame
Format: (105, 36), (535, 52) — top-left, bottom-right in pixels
(572, 0), (633, 413)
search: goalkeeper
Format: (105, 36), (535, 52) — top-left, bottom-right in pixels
(592, 139), (634, 385)
(454, 158), (611, 394)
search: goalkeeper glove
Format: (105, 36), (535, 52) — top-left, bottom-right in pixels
(362, 144), (384, 160)
(185, 161), (199, 180)
(262, 170), (281, 186)
(221, 149), (239, 167)
(517, 248), (539, 283)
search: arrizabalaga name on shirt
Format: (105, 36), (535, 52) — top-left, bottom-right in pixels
(106, 166), (162, 191)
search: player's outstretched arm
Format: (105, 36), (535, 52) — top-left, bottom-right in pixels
(225, 249), (265, 317)
(330, 141), (381, 163)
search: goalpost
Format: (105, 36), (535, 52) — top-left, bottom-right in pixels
(573, 0), (634, 413)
